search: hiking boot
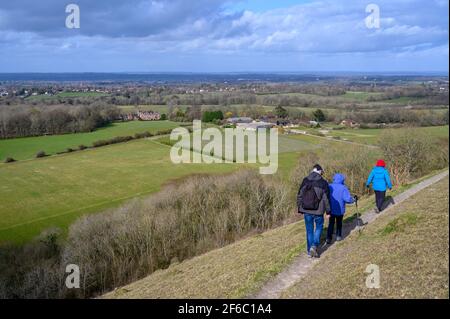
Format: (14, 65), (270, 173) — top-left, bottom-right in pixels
(336, 236), (342, 241)
(311, 246), (320, 258)
(326, 238), (332, 245)
(374, 207), (379, 214)
(309, 246), (317, 258)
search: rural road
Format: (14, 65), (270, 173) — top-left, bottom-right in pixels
(250, 169), (449, 299)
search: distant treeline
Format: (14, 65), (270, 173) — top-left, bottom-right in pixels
(334, 109), (449, 127)
(106, 86), (448, 108)
(2, 84), (448, 108)
(0, 104), (120, 139)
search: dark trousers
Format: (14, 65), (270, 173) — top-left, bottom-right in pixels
(375, 190), (386, 211)
(327, 215), (343, 240)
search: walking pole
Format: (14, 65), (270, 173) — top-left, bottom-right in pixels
(354, 195), (361, 233)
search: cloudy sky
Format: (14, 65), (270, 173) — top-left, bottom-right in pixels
(0, 0), (448, 73)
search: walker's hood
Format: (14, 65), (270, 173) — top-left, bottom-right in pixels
(332, 173), (345, 184)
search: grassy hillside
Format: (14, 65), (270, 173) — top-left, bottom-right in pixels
(0, 121), (180, 161)
(102, 218), (307, 299)
(283, 176), (449, 299)
(103, 174), (448, 299)
(103, 174), (448, 298)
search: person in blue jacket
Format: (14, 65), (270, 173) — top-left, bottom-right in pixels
(366, 159), (393, 213)
(326, 173), (355, 243)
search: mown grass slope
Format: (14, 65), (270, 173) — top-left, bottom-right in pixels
(283, 176), (449, 299)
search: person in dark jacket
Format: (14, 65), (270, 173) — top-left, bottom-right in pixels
(366, 159), (392, 213)
(326, 173), (355, 244)
(297, 164), (331, 258)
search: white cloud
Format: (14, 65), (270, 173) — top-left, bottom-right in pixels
(0, 0), (447, 72)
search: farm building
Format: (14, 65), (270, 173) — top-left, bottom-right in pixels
(236, 121), (275, 131)
(123, 111), (161, 121)
(227, 117), (253, 124)
(340, 119), (359, 128)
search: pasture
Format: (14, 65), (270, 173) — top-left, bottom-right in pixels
(325, 125), (449, 145)
(292, 125), (449, 145)
(0, 130), (328, 243)
(156, 130), (321, 158)
(0, 120), (180, 161)
(26, 91), (109, 101)
(0, 138), (242, 243)
(0, 124), (446, 244)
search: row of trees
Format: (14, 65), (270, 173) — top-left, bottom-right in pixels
(335, 109), (449, 127)
(0, 104), (120, 139)
(201, 110), (224, 123)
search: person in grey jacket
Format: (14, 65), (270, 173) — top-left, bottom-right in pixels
(297, 164), (331, 258)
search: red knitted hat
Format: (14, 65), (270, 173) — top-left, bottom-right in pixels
(376, 159), (386, 167)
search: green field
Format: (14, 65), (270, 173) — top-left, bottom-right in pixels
(56, 92), (109, 98)
(156, 130), (321, 158)
(341, 91), (384, 101)
(0, 121), (180, 161)
(293, 125), (449, 145)
(328, 125), (448, 144)
(118, 105), (173, 114)
(0, 138), (243, 243)
(1, 124), (447, 244)
(26, 91), (109, 101)
(0, 130), (327, 243)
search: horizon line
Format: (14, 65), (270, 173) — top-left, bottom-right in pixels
(0, 71), (448, 76)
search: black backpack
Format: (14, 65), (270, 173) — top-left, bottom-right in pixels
(302, 183), (320, 210)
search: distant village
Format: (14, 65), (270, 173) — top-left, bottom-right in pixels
(0, 82), (258, 99)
